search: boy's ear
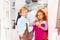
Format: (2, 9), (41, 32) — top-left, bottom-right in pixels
(20, 13), (22, 16)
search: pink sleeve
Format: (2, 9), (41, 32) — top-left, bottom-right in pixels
(40, 22), (48, 30)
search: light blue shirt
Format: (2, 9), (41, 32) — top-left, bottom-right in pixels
(17, 16), (33, 35)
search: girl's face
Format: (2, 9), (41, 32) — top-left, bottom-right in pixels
(37, 12), (44, 20)
(21, 10), (28, 17)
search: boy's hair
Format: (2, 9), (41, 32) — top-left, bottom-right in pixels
(36, 9), (47, 21)
(20, 6), (28, 13)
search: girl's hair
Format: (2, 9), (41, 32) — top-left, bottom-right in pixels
(36, 9), (47, 21)
(20, 6), (28, 13)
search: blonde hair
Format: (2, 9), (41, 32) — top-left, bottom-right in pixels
(20, 6), (28, 13)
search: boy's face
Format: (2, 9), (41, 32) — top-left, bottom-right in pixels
(21, 10), (28, 17)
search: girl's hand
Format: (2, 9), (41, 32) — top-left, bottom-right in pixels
(36, 22), (41, 28)
(38, 24), (41, 28)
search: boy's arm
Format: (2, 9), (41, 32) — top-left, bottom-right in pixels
(17, 19), (25, 37)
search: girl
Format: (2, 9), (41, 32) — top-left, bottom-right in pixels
(33, 9), (48, 40)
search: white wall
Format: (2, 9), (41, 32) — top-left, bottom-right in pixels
(15, 0), (26, 17)
(48, 0), (59, 40)
(0, 0), (2, 39)
(1, 0), (10, 40)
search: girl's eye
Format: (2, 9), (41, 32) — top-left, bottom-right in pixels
(38, 15), (40, 16)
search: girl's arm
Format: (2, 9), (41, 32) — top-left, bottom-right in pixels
(40, 21), (48, 30)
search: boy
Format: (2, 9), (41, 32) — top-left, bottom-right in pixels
(17, 6), (33, 40)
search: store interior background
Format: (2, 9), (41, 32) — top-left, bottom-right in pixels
(1, 0), (60, 40)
